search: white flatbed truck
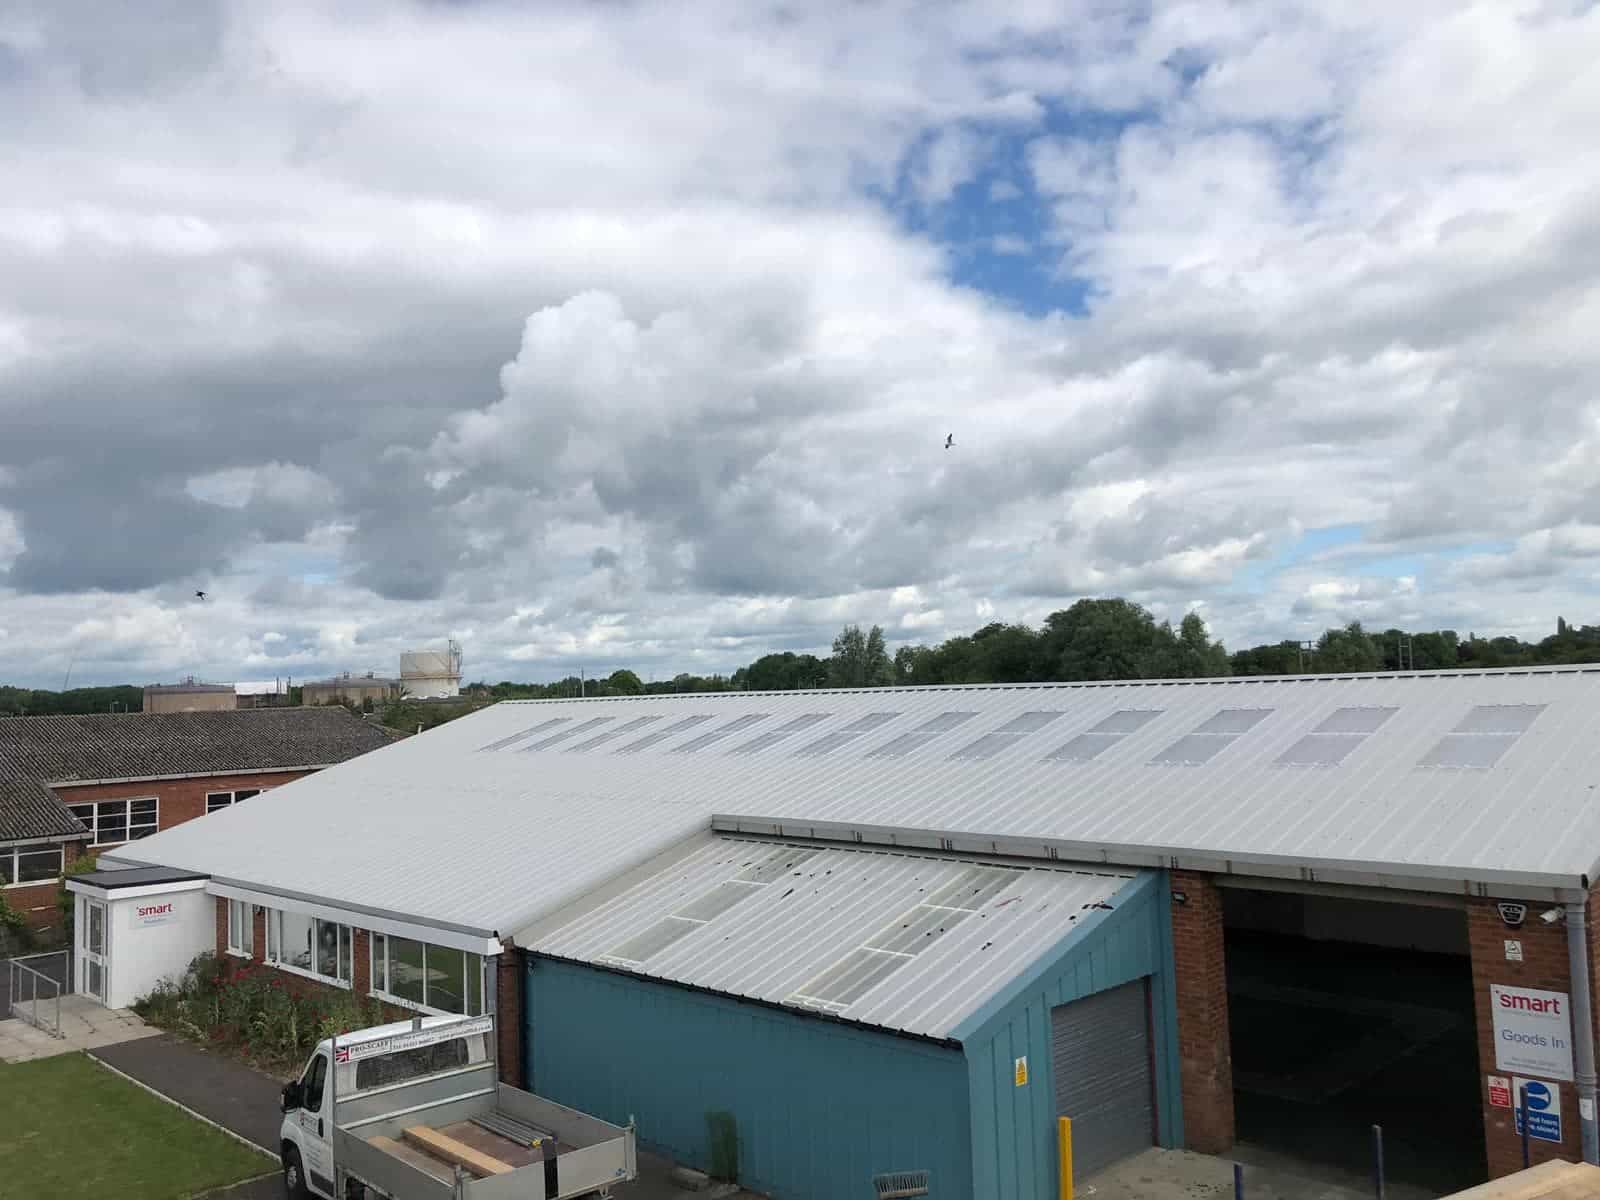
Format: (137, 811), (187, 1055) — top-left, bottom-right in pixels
(279, 1013), (637, 1199)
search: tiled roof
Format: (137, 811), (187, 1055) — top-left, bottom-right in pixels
(0, 708), (394, 843)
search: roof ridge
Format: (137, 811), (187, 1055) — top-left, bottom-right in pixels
(502, 662), (1600, 702)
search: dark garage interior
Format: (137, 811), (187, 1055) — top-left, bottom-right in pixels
(1222, 886), (1487, 1195)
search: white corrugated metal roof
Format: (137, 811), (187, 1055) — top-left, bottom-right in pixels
(110, 668), (1600, 933)
(521, 832), (1133, 1040)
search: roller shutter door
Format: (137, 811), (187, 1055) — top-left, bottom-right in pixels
(1050, 979), (1154, 1180)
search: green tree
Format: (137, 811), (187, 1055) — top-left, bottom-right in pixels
(1034, 599), (1181, 681)
(1312, 621), (1384, 673)
(828, 624), (894, 688)
(605, 669), (643, 695)
(1172, 612), (1231, 677)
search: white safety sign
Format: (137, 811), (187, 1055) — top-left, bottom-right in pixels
(335, 1016), (493, 1063)
(1492, 985), (1575, 1081)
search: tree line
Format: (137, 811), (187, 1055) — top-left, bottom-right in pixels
(5, 601), (1596, 714)
(465, 599), (1600, 698)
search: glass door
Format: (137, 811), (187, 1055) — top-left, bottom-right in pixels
(80, 899), (107, 1002)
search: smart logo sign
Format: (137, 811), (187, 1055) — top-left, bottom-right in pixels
(134, 900), (177, 928)
(1491, 985), (1574, 1081)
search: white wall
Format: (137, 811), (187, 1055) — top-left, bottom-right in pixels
(104, 886), (214, 1010)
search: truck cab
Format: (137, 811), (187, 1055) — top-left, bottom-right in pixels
(279, 1014), (635, 1199)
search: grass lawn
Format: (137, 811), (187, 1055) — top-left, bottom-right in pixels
(0, 1052), (272, 1199)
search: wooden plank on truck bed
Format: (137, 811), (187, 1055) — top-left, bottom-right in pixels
(367, 1135), (457, 1185)
(1442, 1161), (1600, 1200)
(404, 1124), (516, 1177)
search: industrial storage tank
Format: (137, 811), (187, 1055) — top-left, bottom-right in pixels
(399, 642), (462, 699)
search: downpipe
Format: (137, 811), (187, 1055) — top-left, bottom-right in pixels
(1564, 900), (1599, 1165)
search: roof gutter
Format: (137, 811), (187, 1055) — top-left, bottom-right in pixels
(102, 854), (502, 956)
(712, 814), (1593, 904)
(47, 765), (335, 789)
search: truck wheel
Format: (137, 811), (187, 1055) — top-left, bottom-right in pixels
(282, 1146), (309, 1199)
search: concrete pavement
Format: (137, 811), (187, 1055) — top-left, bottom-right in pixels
(0, 991), (157, 1062)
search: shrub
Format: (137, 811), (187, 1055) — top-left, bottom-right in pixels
(0, 891), (34, 954)
(134, 953), (390, 1072)
(57, 853), (101, 939)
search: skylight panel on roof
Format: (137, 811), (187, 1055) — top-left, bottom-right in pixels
(478, 717), (569, 752)
(795, 712), (902, 757)
(949, 711), (1066, 760)
(598, 843), (810, 966)
(729, 713), (830, 755)
(566, 715), (661, 751)
(672, 713), (770, 753)
(1277, 733), (1368, 766)
(1149, 732), (1240, 766)
(734, 847), (819, 884)
(615, 714), (715, 753)
(1088, 709), (1165, 735)
(1048, 733), (1122, 763)
(1149, 708), (1271, 766)
(786, 866), (1022, 1012)
(1313, 706), (1399, 735)
(1419, 734), (1522, 769)
(791, 948), (907, 1012)
(1045, 709), (1166, 763)
(1278, 707), (1397, 767)
(867, 711), (977, 758)
(522, 717), (611, 751)
(1452, 704), (1547, 734)
(1417, 704), (1546, 770)
(1193, 708), (1274, 735)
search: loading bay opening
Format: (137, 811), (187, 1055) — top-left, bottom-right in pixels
(1221, 885), (1487, 1195)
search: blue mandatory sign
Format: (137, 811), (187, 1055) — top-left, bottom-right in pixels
(1514, 1079), (1563, 1144)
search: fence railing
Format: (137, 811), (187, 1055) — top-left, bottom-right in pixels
(6, 950), (68, 1038)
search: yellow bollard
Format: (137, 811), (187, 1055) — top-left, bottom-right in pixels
(1059, 1116), (1074, 1200)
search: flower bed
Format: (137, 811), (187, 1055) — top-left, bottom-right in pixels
(134, 951), (397, 1073)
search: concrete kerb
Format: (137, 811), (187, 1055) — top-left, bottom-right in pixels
(85, 1050), (280, 1162)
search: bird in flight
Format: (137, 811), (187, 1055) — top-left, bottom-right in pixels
(194, 590), (207, 601)
(944, 433), (954, 450)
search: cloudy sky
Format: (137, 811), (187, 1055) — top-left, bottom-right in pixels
(2, 1), (1598, 688)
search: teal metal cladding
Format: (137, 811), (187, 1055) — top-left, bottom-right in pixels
(526, 957), (972, 1198)
(952, 870), (1181, 1200)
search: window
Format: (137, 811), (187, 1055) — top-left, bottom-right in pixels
(302, 1054), (327, 1114)
(369, 934), (484, 1016)
(355, 1037), (471, 1092)
(226, 900), (254, 957)
(1, 843), (63, 888)
(65, 798), (158, 846)
(867, 712), (978, 758)
(206, 788), (265, 814)
(1277, 706), (1399, 767)
(950, 711), (1065, 760)
(266, 909), (351, 985)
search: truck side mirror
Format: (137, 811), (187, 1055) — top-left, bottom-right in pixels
(281, 1081), (302, 1112)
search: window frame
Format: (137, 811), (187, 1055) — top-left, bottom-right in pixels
(226, 899), (254, 958)
(1, 843), (65, 889)
(264, 907), (352, 989)
(64, 797), (159, 846)
(205, 787), (268, 815)
(368, 933), (484, 1017)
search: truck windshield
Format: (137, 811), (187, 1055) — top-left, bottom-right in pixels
(353, 1036), (471, 1092)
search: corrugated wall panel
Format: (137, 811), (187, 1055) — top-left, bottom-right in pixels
(527, 958), (971, 1199)
(952, 871), (1179, 1200)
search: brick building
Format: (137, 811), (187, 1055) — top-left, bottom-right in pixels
(90, 670), (1600, 1197)
(0, 708), (392, 938)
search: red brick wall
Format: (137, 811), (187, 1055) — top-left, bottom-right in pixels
(1468, 898), (1582, 1176)
(498, 940), (525, 1088)
(54, 769), (317, 852)
(1171, 871), (1235, 1153)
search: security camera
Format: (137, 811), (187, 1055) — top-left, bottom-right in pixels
(1541, 907), (1565, 925)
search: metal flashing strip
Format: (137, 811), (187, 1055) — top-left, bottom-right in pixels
(709, 814), (1591, 902)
